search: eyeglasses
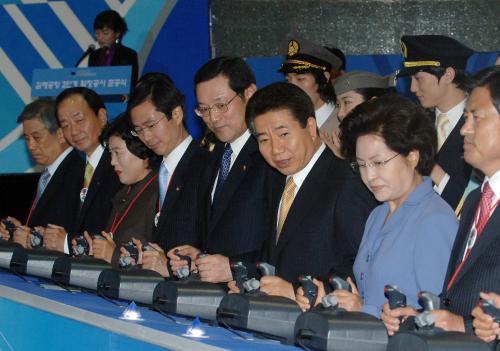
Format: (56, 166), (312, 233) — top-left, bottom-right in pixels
(130, 115), (165, 136)
(195, 94), (239, 118)
(350, 153), (400, 173)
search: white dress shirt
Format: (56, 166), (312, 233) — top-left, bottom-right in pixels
(277, 143), (326, 227)
(211, 130), (251, 201)
(162, 135), (193, 188)
(315, 102), (336, 128)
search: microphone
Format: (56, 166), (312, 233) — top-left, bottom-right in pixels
(75, 44), (95, 67)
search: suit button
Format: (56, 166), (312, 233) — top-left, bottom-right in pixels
(442, 298), (451, 306)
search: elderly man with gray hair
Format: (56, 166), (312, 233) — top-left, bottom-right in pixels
(0, 99), (84, 248)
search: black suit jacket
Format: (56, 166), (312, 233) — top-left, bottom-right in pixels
(88, 43), (138, 87)
(26, 149), (84, 229)
(72, 150), (121, 236)
(436, 116), (472, 210)
(152, 140), (209, 252)
(202, 137), (274, 263)
(441, 188), (500, 334)
(263, 147), (377, 284)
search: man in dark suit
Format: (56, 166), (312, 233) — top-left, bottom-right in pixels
(41, 87), (121, 253)
(398, 35), (474, 212)
(382, 66), (500, 336)
(0, 99), (83, 246)
(240, 82), (376, 299)
(168, 57), (273, 283)
(127, 73), (208, 277)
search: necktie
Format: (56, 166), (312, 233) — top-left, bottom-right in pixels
(474, 182), (495, 237)
(463, 182), (496, 260)
(436, 113), (450, 150)
(447, 182), (497, 290)
(158, 161), (169, 208)
(276, 177), (297, 242)
(35, 169), (50, 203)
(213, 144), (233, 201)
(83, 161), (94, 189)
(80, 161), (94, 206)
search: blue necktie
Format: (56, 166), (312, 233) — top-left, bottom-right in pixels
(213, 144), (233, 201)
(158, 161), (169, 208)
(35, 169), (50, 203)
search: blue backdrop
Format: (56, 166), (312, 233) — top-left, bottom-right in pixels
(0, 0), (210, 173)
(0, 0), (497, 173)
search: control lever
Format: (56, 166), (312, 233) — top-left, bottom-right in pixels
(384, 284), (406, 309)
(329, 276), (351, 292)
(299, 275), (318, 306)
(175, 249), (192, 279)
(231, 261), (249, 293)
(256, 262), (276, 276)
(1, 219), (16, 242)
(480, 299), (500, 324)
(72, 233), (106, 257)
(30, 229), (44, 248)
(119, 241), (150, 268)
(415, 291), (440, 328)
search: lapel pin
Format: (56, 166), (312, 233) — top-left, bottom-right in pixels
(242, 165), (247, 171)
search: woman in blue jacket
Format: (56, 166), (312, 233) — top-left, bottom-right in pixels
(297, 93), (458, 317)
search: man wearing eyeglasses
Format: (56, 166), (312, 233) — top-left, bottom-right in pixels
(127, 73), (208, 277)
(168, 57), (274, 283)
(43, 87), (121, 253)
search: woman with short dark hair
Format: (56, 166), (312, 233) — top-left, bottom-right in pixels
(297, 94), (458, 317)
(88, 9), (138, 86)
(75, 114), (159, 267)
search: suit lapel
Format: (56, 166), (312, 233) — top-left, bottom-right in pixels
(273, 149), (329, 259)
(79, 151), (110, 221)
(208, 138), (256, 233)
(156, 141), (196, 230)
(32, 170), (58, 217)
(451, 198), (500, 288)
(444, 190), (478, 284)
(437, 117), (464, 159)
(267, 175), (286, 261)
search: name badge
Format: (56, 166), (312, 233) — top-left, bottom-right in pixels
(154, 211), (161, 227)
(463, 226), (477, 261)
(80, 187), (88, 202)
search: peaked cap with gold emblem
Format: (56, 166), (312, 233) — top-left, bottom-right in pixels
(398, 35), (473, 77)
(278, 37), (342, 74)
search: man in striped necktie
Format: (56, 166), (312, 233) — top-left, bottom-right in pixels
(382, 65), (500, 339)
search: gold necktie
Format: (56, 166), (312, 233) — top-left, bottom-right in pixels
(436, 113), (450, 150)
(277, 177), (297, 242)
(83, 161), (94, 189)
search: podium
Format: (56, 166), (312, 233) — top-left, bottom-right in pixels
(31, 66), (132, 120)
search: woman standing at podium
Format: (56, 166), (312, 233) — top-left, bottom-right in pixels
(89, 9), (138, 87)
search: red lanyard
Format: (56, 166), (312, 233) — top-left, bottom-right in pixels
(446, 199), (499, 291)
(25, 197), (37, 226)
(109, 174), (158, 234)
